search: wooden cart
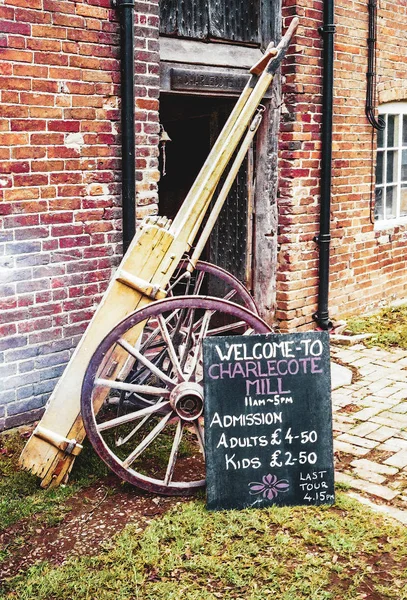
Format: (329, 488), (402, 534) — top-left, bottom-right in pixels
(20, 19), (298, 495)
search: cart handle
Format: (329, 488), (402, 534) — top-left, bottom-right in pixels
(250, 43), (278, 76)
(250, 16), (299, 75)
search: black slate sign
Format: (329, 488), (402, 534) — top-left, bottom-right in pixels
(203, 332), (335, 511)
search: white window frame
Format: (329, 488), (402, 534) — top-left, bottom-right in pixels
(375, 102), (407, 228)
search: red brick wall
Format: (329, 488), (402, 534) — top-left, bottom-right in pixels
(2, 0), (407, 429)
(277, 0), (407, 330)
(0, 0), (160, 430)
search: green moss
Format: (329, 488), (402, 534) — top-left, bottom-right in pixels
(347, 304), (407, 349)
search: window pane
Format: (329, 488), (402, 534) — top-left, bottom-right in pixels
(375, 187), (384, 221)
(376, 151), (384, 184)
(403, 115), (407, 146)
(385, 185), (397, 219)
(378, 119), (385, 148)
(400, 185), (407, 216)
(387, 115), (398, 147)
(402, 150), (407, 181)
(386, 150), (398, 183)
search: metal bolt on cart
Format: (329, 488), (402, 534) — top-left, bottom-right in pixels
(20, 19), (299, 495)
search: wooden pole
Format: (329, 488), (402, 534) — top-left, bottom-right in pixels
(187, 108), (264, 270)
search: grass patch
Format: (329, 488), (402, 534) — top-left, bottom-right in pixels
(347, 303), (407, 349)
(2, 494), (407, 599)
(100, 411), (201, 480)
(0, 429), (110, 532)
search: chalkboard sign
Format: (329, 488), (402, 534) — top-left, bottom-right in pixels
(203, 332), (335, 511)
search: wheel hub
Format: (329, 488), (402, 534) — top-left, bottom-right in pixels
(170, 381), (204, 421)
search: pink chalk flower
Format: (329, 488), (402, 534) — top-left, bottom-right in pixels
(249, 474), (290, 500)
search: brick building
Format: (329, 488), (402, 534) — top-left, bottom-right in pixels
(0, 0), (406, 430)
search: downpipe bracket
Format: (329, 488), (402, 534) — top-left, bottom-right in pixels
(314, 233), (331, 245)
(113, 0), (135, 7)
(318, 24), (336, 35)
(312, 311), (333, 331)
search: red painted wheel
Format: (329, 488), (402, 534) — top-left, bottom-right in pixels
(81, 296), (271, 496)
(168, 260), (258, 314)
(112, 260), (258, 439)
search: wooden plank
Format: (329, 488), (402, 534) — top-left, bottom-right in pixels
(264, 0), (282, 48)
(245, 142), (254, 290)
(208, 0), (260, 44)
(253, 90), (280, 323)
(163, 0), (208, 40)
(159, 0), (178, 36)
(161, 0), (262, 45)
(159, 37), (263, 69)
(20, 218), (175, 486)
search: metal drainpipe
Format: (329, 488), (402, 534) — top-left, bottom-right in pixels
(116, 0), (136, 254)
(366, 0), (385, 130)
(313, 0), (335, 330)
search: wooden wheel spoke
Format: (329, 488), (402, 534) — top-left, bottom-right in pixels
(223, 289), (237, 302)
(191, 310), (214, 333)
(197, 309), (212, 340)
(97, 400), (170, 432)
(96, 378), (170, 397)
(163, 419), (184, 486)
(192, 270), (205, 296)
(166, 269), (191, 294)
(243, 328), (255, 336)
(206, 320), (248, 336)
(140, 310), (181, 353)
(116, 414), (151, 447)
(122, 411), (174, 468)
(193, 420), (205, 454)
(186, 310), (212, 379)
(118, 337), (176, 388)
(193, 314), (249, 336)
(178, 307), (197, 370)
(157, 314), (185, 381)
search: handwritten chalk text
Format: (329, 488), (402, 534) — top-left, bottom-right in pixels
(209, 411), (282, 429)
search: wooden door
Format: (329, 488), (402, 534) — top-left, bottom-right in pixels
(159, 0), (272, 47)
(208, 104), (253, 291)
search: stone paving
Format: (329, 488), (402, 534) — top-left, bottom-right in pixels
(331, 342), (407, 524)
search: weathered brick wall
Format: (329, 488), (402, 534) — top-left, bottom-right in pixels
(0, 0), (160, 431)
(2, 0), (406, 429)
(277, 0), (407, 330)
(277, 2), (323, 329)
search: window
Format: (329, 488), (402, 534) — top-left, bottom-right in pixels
(375, 103), (407, 224)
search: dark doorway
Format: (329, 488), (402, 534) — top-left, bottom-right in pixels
(158, 93), (253, 290)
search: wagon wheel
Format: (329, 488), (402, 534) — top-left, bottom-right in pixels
(81, 296), (271, 495)
(114, 259), (257, 418)
(169, 259), (258, 313)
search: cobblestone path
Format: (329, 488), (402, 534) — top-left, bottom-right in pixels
(332, 343), (407, 524)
